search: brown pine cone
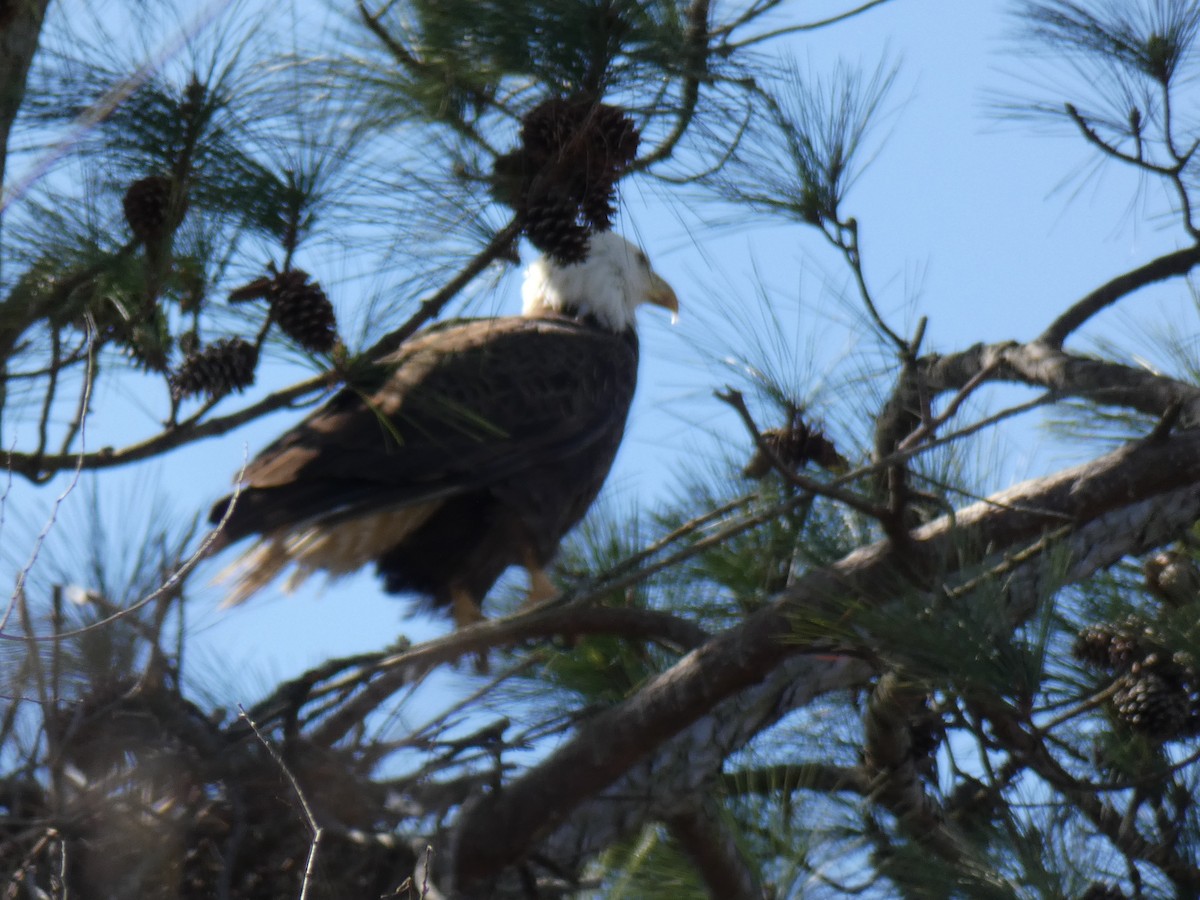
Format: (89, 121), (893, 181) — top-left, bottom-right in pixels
(123, 175), (187, 244)
(1112, 669), (1190, 739)
(171, 338), (257, 401)
(524, 185), (590, 265)
(268, 270), (337, 353)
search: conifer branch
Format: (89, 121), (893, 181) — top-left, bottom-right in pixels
(1038, 244), (1200, 347)
(450, 428), (1200, 883)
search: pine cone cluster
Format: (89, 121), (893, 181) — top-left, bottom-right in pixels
(123, 175), (188, 245)
(1073, 614), (1200, 741)
(494, 97), (640, 263)
(743, 414), (848, 479)
(1072, 616), (1153, 670)
(170, 338), (258, 401)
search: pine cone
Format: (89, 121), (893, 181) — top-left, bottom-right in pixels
(524, 186), (590, 265)
(589, 102), (639, 171)
(579, 173), (618, 232)
(744, 416), (848, 479)
(171, 338), (257, 401)
(521, 97), (584, 164)
(512, 98), (640, 239)
(268, 270), (337, 353)
(1073, 616), (1153, 671)
(123, 175), (187, 244)
(1112, 669), (1190, 739)
(1144, 549), (1200, 607)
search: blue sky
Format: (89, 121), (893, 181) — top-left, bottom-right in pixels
(7, 0), (1196, 707)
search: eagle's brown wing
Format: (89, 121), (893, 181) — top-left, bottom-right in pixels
(210, 315), (638, 549)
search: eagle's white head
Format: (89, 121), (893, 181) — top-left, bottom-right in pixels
(521, 231), (678, 332)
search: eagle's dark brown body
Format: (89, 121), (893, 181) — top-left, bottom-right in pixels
(210, 313), (638, 623)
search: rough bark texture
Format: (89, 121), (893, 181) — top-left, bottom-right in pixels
(0, 0), (51, 195)
(449, 427), (1200, 885)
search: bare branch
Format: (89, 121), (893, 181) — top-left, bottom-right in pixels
(718, 0), (896, 52)
(1038, 244), (1200, 347)
(238, 706), (325, 900)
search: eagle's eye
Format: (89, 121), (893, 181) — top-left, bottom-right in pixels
(636, 250), (649, 268)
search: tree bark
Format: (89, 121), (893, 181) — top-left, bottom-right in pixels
(450, 427), (1200, 884)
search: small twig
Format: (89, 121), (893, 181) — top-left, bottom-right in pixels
(1038, 678), (1125, 734)
(0, 463), (245, 642)
(829, 219), (909, 358)
(718, 0), (894, 51)
(238, 705), (325, 900)
(1, 340), (94, 634)
(7, 370), (328, 481)
(1064, 103), (1178, 176)
(301, 606), (710, 747)
(33, 328), (61, 463)
(1146, 400), (1183, 443)
(355, 0), (497, 153)
(896, 358), (1002, 452)
(631, 0), (710, 172)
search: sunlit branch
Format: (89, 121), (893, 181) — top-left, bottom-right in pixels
(1038, 244), (1200, 347)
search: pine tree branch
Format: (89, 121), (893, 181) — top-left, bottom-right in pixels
(631, 0), (710, 172)
(981, 703), (1200, 890)
(666, 803), (763, 900)
(509, 654), (875, 890)
(1038, 244), (1200, 347)
(364, 218), (522, 358)
(717, 387), (888, 518)
(5, 372), (329, 482)
(877, 339), (1200, 460)
(262, 606), (710, 748)
(716, 0), (895, 52)
(448, 427), (1200, 884)
(0, 0), (53, 207)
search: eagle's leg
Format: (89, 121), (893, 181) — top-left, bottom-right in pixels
(526, 566), (558, 605)
(450, 586), (485, 630)
(520, 546), (559, 609)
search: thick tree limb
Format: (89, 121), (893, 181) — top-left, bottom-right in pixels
(449, 427), (1200, 884)
(467, 654), (874, 895)
(0, 0), (52, 201)
(1038, 244), (1200, 347)
(876, 340), (1200, 463)
(667, 803), (762, 900)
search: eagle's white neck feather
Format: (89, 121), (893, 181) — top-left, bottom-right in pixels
(521, 231), (661, 332)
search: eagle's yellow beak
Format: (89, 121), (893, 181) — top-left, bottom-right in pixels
(646, 273), (679, 322)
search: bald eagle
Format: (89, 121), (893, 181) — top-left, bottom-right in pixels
(208, 232), (677, 627)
